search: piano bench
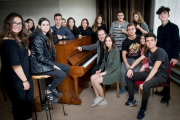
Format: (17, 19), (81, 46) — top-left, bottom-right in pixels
(103, 81), (120, 98)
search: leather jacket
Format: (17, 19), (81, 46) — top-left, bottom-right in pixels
(29, 29), (56, 74)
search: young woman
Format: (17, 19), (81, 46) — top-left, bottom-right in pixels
(61, 18), (67, 27)
(0, 13), (33, 120)
(78, 18), (92, 36)
(29, 18), (70, 103)
(91, 15), (107, 44)
(133, 12), (149, 35)
(91, 35), (121, 107)
(26, 18), (35, 33)
(67, 17), (81, 38)
(139, 34), (149, 72)
(24, 21), (32, 35)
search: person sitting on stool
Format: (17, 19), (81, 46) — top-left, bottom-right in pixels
(29, 18), (70, 103)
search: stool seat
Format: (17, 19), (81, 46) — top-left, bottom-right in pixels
(32, 75), (51, 79)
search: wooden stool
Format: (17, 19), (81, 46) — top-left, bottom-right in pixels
(32, 75), (53, 120)
(103, 81), (120, 98)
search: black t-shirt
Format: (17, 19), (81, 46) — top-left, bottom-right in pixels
(144, 48), (169, 81)
(105, 51), (109, 61)
(1, 40), (30, 83)
(98, 41), (104, 64)
(122, 35), (141, 59)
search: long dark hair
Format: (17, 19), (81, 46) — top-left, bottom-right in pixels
(26, 18), (35, 32)
(0, 12), (29, 49)
(81, 18), (89, 31)
(104, 34), (116, 53)
(67, 17), (78, 30)
(38, 18), (54, 52)
(140, 33), (148, 53)
(92, 14), (105, 32)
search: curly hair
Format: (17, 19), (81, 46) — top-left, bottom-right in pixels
(133, 12), (144, 25)
(92, 15), (105, 32)
(156, 6), (170, 15)
(0, 12), (29, 49)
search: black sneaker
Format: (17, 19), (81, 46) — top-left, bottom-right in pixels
(52, 89), (62, 97)
(137, 107), (146, 119)
(155, 90), (164, 96)
(161, 96), (171, 103)
(45, 92), (58, 103)
(47, 84), (62, 97)
(125, 98), (138, 107)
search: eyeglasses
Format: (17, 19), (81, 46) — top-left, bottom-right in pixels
(11, 22), (22, 27)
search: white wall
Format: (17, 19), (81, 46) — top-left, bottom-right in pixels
(59, 0), (96, 27)
(153, 0), (180, 35)
(0, 0), (60, 28)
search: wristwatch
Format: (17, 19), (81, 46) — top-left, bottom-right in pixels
(128, 67), (133, 70)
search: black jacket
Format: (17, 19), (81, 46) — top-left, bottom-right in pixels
(157, 21), (180, 60)
(29, 29), (55, 74)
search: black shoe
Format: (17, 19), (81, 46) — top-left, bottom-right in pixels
(161, 96), (171, 103)
(52, 89), (62, 97)
(45, 92), (58, 103)
(155, 90), (164, 96)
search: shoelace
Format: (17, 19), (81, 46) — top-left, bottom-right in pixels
(139, 109), (145, 116)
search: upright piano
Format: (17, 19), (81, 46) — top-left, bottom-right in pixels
(55, 36), (97, 105)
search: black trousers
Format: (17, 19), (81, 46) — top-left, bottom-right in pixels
(126, 71), (165, 109)
(41, 62), (70, 91)
(4, 77), (34, 120)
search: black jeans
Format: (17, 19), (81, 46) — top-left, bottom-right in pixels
(41, 62), (70, 91)
(126, 71), (165, 109)
(4, 77), (34, 120)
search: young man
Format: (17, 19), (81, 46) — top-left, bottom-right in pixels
(155, 6), (180, 103)
(61, 18), (67, 27)
(125, 33), (169, 119)
(120, 23), (141, 96)
(109, 11), (129, 62)
(51, 13), (74, 44)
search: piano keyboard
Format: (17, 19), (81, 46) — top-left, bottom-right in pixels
(80, 53), (97, 68)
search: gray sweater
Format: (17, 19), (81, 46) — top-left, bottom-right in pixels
(109, 20), (129, 50)
(82, 40), (102, 65)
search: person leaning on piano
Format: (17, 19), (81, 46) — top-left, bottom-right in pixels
(51, 13), (74, 44)
(77, 29), (111, 90)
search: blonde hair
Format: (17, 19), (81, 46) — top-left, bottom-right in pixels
(133, 12), (144, 25)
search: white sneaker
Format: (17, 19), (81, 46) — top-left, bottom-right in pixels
(99, 99), (108, 106)
(92, 96), (102, 102)
(92, 97), (103, 107)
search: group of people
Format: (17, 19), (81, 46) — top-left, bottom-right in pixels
(0, 6), (179, 120)
(78, 6), (180, 120)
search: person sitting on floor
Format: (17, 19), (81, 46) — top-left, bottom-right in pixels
(125, 33), (169, 119)
(91, 34), (121, 107)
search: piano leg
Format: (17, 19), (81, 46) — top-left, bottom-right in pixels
(71, 76), (81, 105)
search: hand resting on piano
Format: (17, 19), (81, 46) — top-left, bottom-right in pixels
(77, 46), (83, 51)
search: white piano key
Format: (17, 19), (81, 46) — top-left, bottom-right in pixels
(83, 54), (97, 68)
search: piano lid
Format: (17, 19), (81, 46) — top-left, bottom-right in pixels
(67, 50), (95, 66)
